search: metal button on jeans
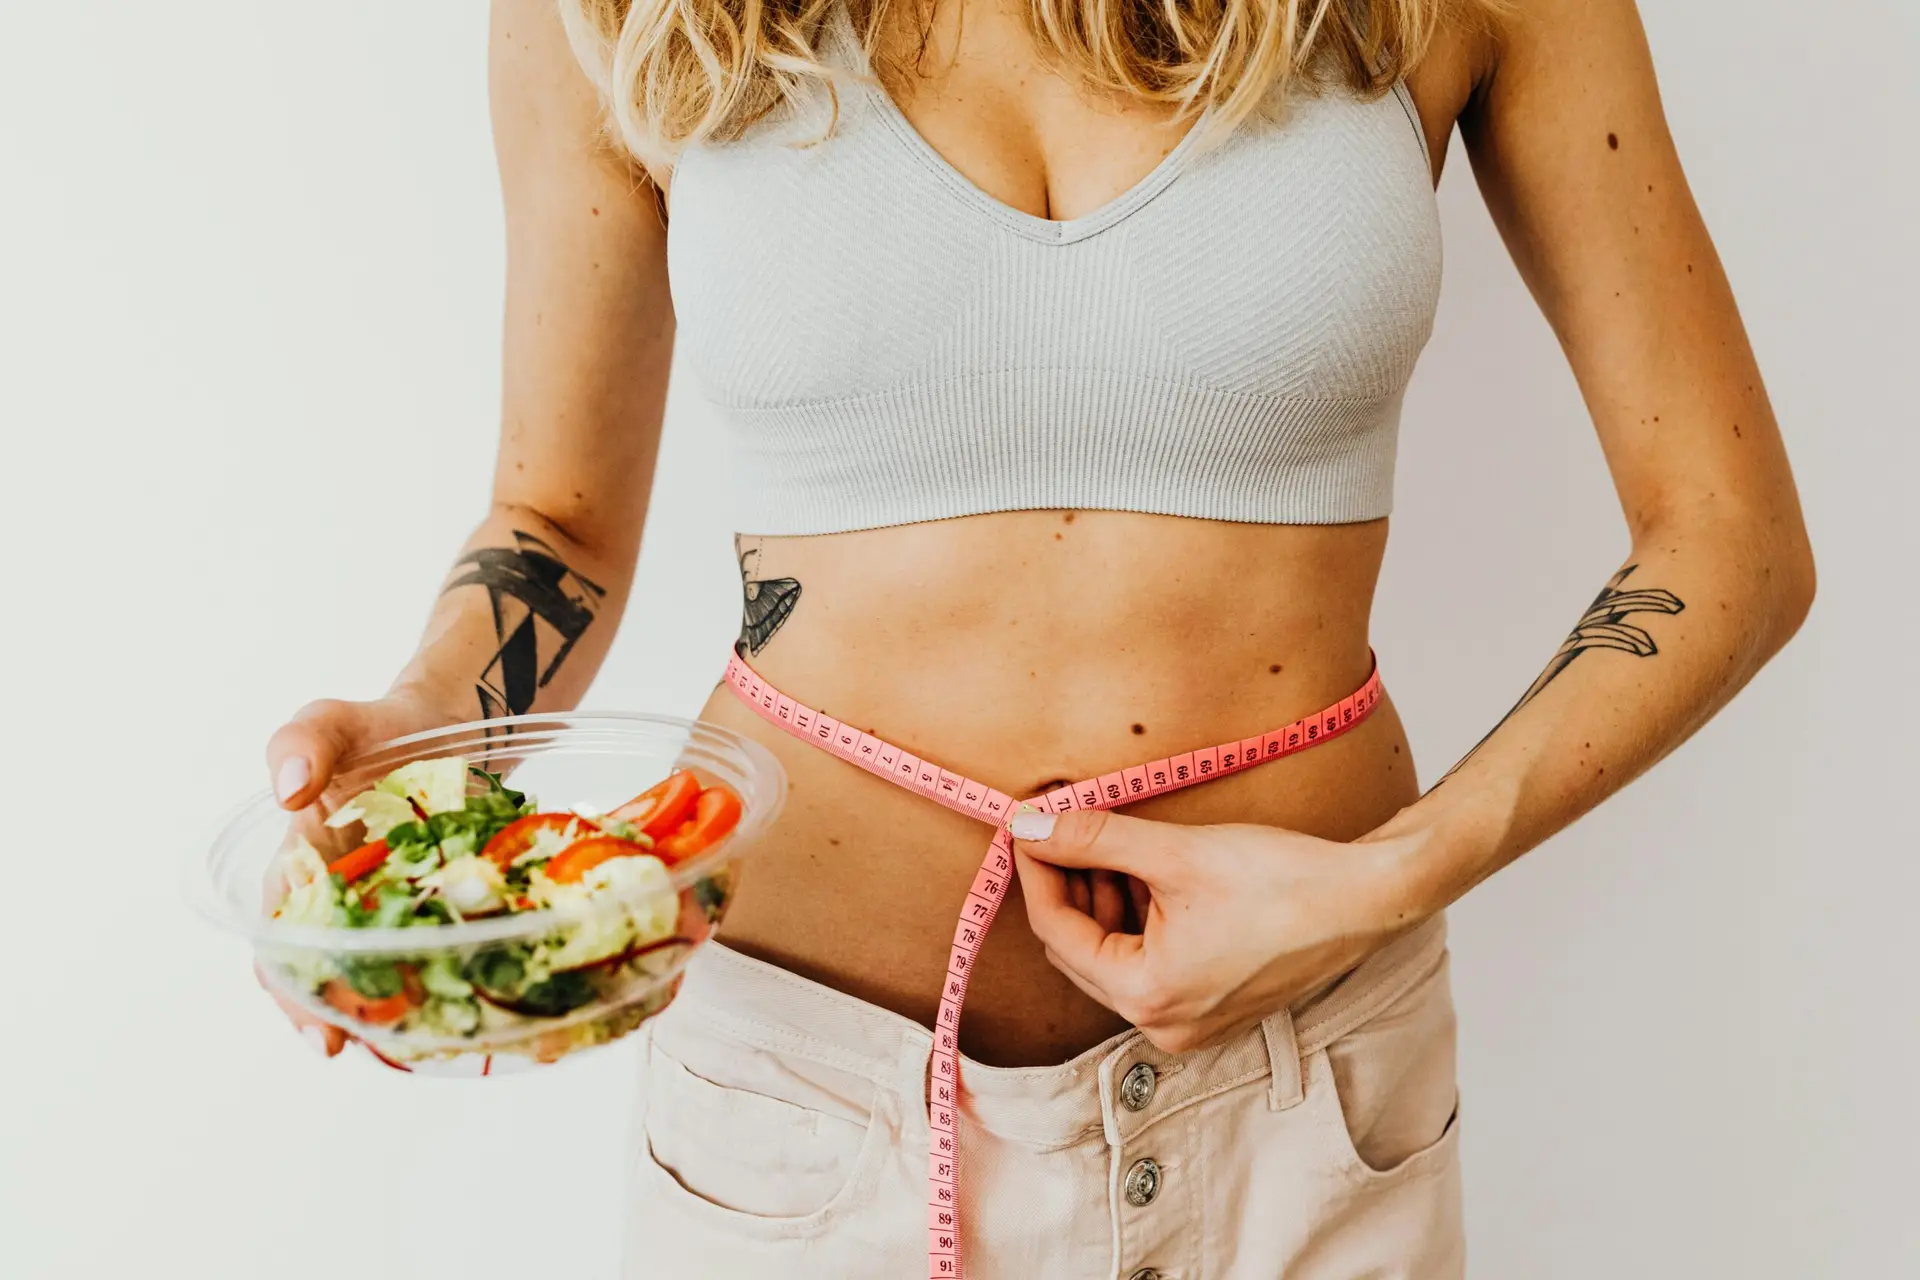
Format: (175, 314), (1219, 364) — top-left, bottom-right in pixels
(1120, 1062), (1157, 1111)
(1124, 1157), (1162, 1206)
(1128, 1270), (1163, 1280)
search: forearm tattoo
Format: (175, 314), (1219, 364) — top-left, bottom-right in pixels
(443, 530), (606, 720)
(1430, 564), (1685, 790)
(735, 535), (801, 657)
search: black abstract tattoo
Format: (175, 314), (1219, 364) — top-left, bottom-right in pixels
(735, 537), (802, 657)
(1430, 565), (1685, 790)
(444, 531), (606, 720)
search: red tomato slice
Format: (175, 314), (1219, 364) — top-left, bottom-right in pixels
(326, 839), (390, 883)
(544, 835), (655, 885)
(480, 813), (594, 869)
(655, 786), (743, 862)
(322, 977), (412, 1026)
(608, 771), (702, 840)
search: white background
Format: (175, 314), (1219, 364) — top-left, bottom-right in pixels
(2, 2), (1914, 1276)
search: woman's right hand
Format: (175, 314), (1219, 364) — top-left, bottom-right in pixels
(259, 688), (463, 1056)
(265, 688), (460, 813)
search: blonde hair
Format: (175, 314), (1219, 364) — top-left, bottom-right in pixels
(560, 0), (1473, 170)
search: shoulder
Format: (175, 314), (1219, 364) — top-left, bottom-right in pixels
(1396, 3), (1502, 177)
(1458, 0), (1673, 114)
(1403, 0), (1674, 173)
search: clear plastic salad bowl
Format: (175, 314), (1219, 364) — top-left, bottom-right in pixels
(187, 713), (785, 1075)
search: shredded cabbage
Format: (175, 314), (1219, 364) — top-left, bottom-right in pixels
(374, 757), (470, 816)
(280, 836), (329, 890)
(324, 790), (416, 841)
(513, 820), (587, 867)
(273, 838), (344, 927)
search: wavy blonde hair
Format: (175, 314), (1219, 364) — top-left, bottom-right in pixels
(559, 0), (1472, 170)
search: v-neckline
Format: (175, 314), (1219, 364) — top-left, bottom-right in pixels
(834, 13), (1216, 245)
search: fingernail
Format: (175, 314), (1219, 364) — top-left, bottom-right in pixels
(1010, 808), (1056, 841)
(301, 1025), (330, 1058)
(275, 756), (311, 804)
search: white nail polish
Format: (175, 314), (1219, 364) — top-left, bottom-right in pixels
(275, 756), (311, 804)
(301, 1026), (330, 1058)
(1010, 809), (1056, 841)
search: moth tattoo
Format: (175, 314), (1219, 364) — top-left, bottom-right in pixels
(735, 537), (801, 657)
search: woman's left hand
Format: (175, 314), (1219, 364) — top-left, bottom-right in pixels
(1011, 809), (1429, 1054)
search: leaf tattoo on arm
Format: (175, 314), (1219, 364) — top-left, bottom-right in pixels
(735, 536), (802, 657)
(1514, 567), (1686, 703)
(1429, 564), (1685, 790)
(442, 531), (606, 721)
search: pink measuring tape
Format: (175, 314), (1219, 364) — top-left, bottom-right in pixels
(723, 648), (1384, 1278)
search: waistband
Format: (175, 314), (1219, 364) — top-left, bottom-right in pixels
(667, 913), (1446, 1151)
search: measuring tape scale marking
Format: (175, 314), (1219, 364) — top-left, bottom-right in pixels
(722, 649), (1384, 1278)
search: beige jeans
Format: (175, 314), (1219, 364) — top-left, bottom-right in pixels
(623, 915), (1462, 1279)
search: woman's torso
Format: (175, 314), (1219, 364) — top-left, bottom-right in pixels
(698, 515), (1418, 1066)
(666, 3), (1449, 1067)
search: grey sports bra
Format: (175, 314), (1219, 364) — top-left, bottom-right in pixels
(667, 26), (1442, 535)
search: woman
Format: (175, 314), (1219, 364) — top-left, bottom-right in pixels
(266, 0), (1813, 1273)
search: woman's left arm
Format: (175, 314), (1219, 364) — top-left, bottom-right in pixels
(1014, 0), (1815, 1052)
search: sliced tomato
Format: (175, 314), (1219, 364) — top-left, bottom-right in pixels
(326, 839), (389, 883)
(608, 770), (702, 840)
(480, 812), (594, 869)
(544, 835), (655, 885)
(322, 977), (412, 1026)
(655, 786), (743, 862)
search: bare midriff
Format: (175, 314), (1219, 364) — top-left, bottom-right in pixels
(697, 508), (1419, 1067)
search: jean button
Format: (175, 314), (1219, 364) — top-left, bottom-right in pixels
(1128, 1271), (1163, 1280)
(1124, 1157), (1162, 1206)
(1119, 1061), (1157, 1111)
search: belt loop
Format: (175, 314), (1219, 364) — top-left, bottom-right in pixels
(1096, 1042), (1128, 1147)
(1261, 1009), (1304, 1112)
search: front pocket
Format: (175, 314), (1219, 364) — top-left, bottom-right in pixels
(637, 1035), (892, 1234)
(1316, 949), (1461, 1180)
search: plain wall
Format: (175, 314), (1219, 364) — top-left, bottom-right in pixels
(2, 1), (1913, 1276)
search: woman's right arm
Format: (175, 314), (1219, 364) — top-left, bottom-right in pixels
(268, 0), (673, 813)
